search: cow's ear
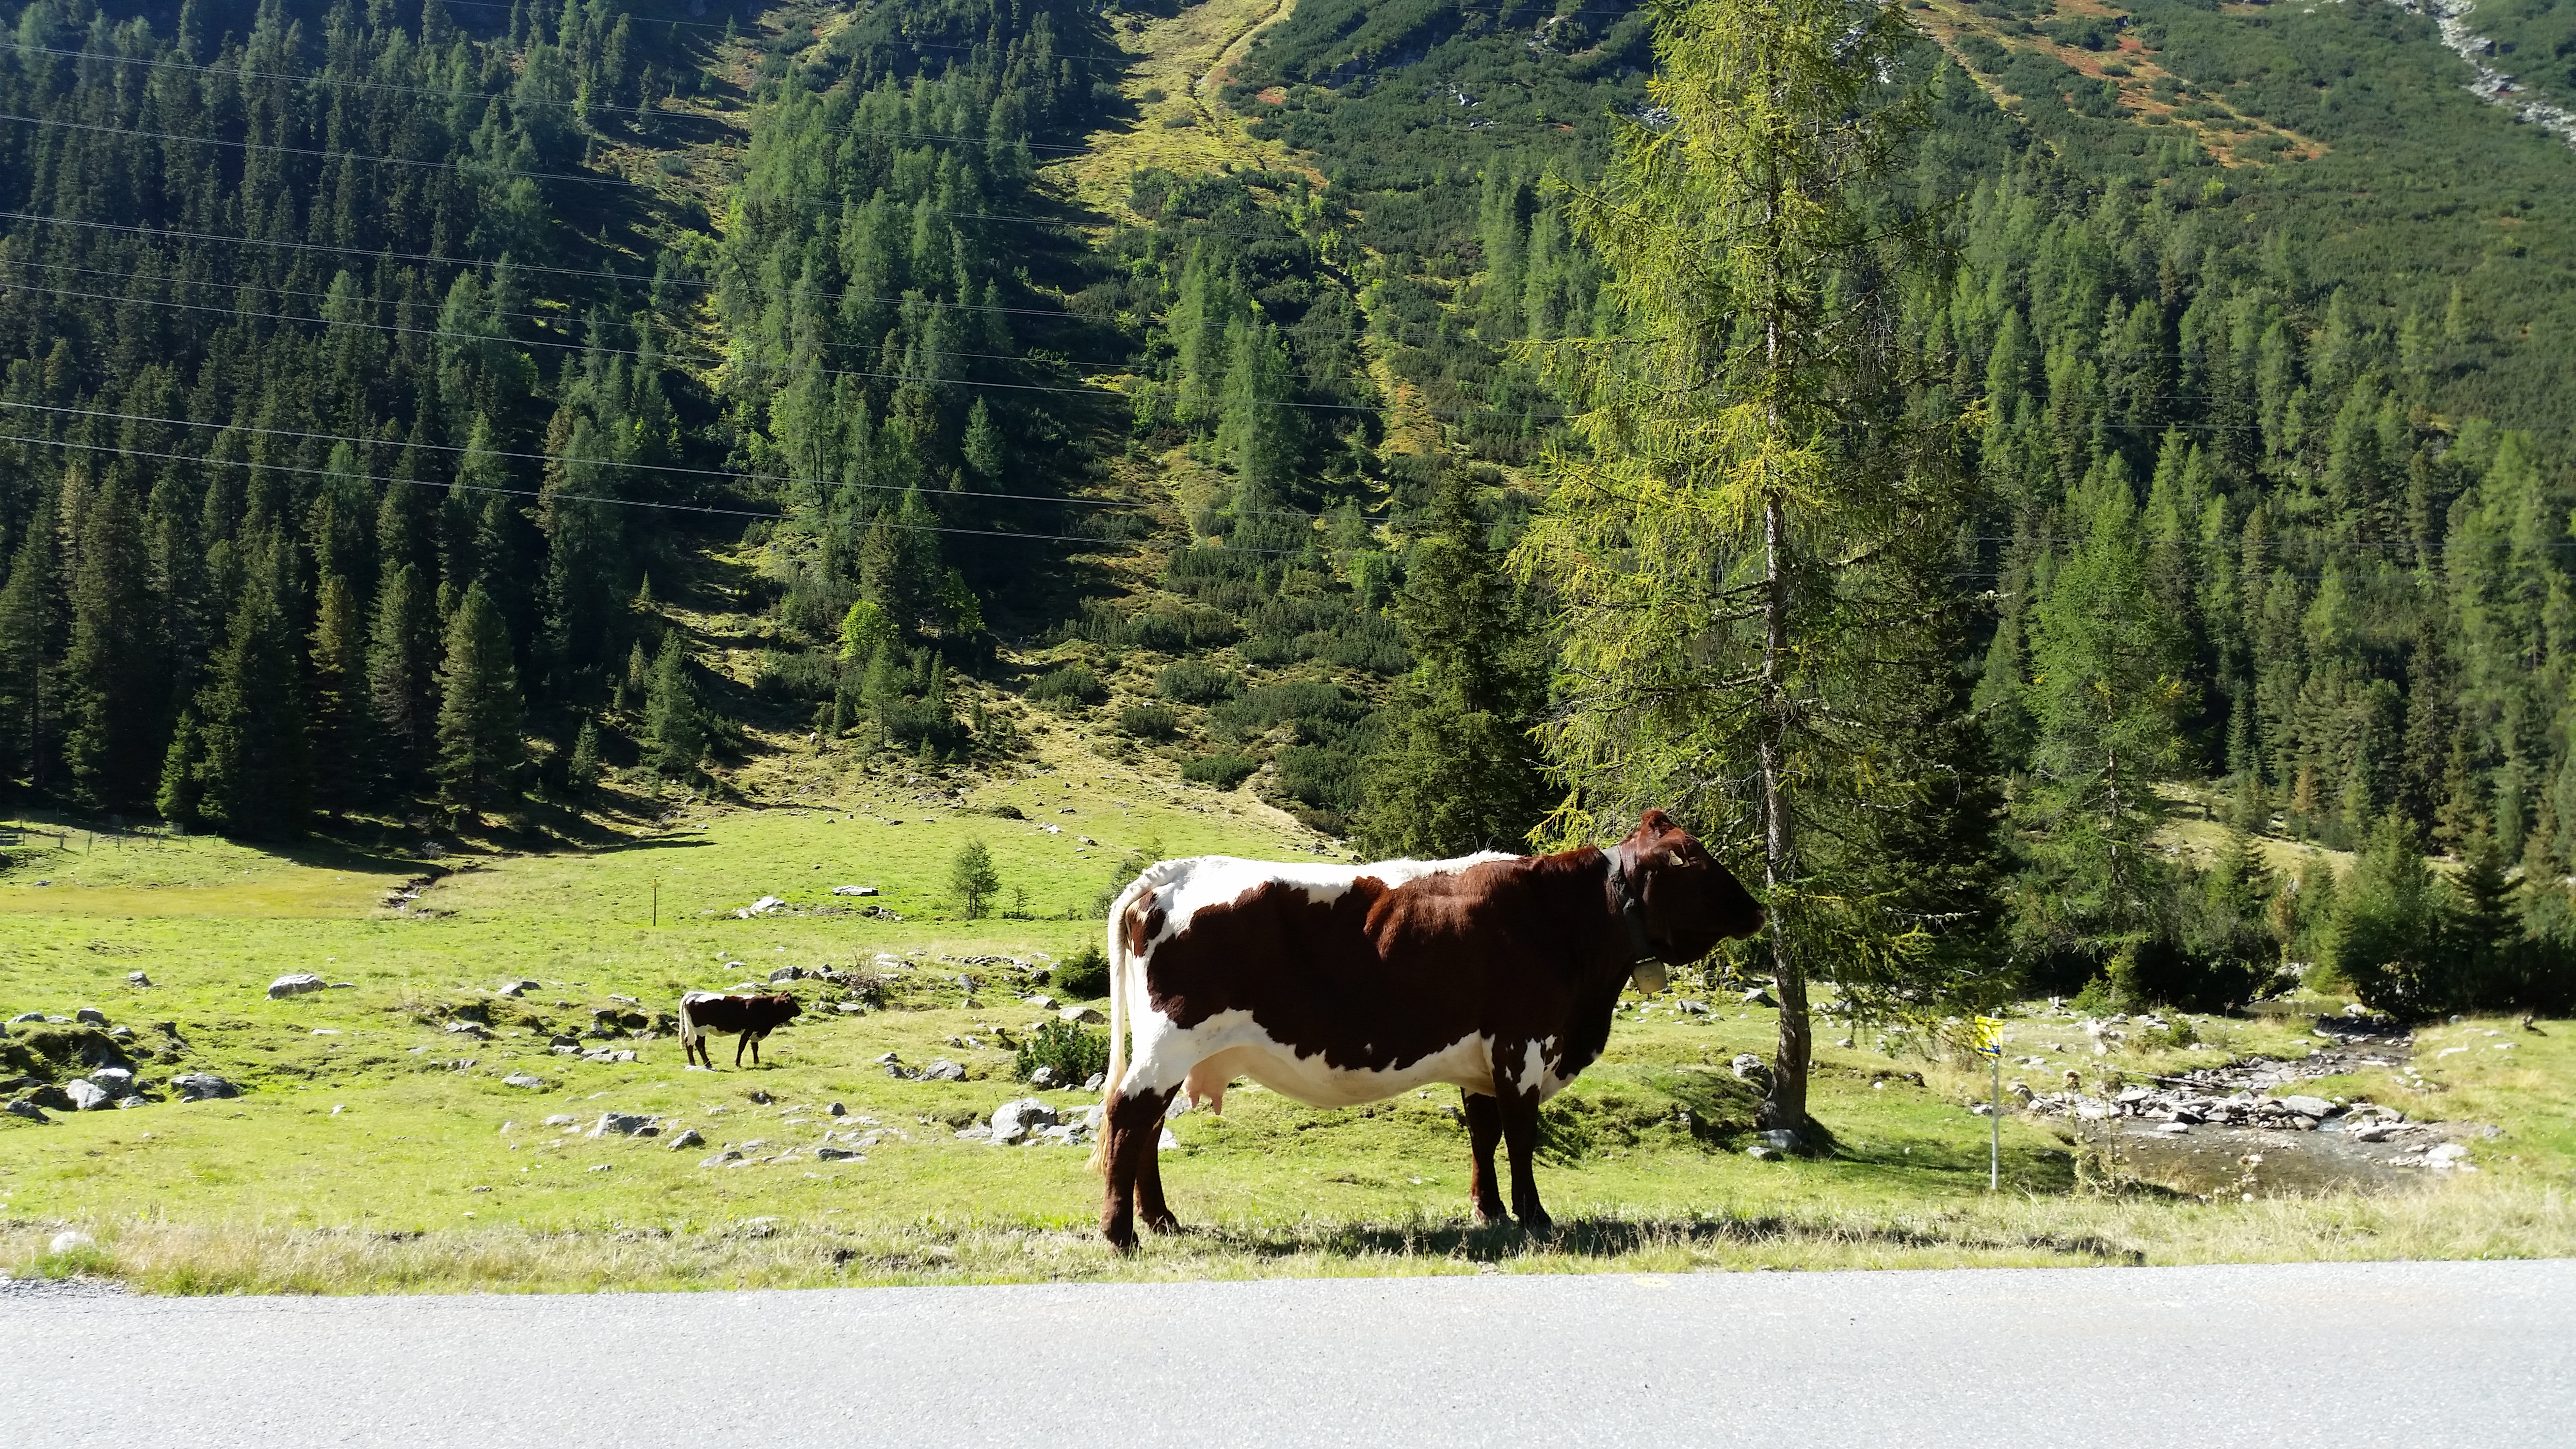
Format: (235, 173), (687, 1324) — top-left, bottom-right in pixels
(1639, 807), (1672, 833)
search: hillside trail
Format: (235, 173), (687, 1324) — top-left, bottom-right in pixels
(1046, 0), (1310, 227)
(2398, 0), (2576, 149)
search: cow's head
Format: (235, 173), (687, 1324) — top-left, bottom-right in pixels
(1619, 809), (1766, 967)
(754, 993), (801, 1027)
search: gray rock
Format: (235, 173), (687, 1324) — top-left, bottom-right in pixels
(113, 1096), (147, 1110)
(1759, 1128), (1803, 1152)
(585, 1112), (659, 1139)
(3, 1099), (46, 1123)
(23, 1083), (76, 1111)
(74, 1007), (107, 1026)
(666, 1128), (705, 1150)
(954, 1124), (995, 1142)
(1083, 1073), (1106, 1092)
(814, 1146), (861, 1161)
(6, 1012), (41, 1024)
(921, 1058), (965, 1081)
(497, 980), (541, 998)
(169, 1072), (239, 1101)
(768, 966), (803, 983)
(501, 1074), (547, 1090)
(62, 1080), (112, 1111)
(1741, 987), (1777, 1007)
(49, 1230), (94, 1254)
(698, 1150), (742, 1167)
(991, 1097), (1058, 1143)
(125, 972), (152, 986)
(1059, 1005), (1107, 1026)
(1158, 1127), (1180, 1151)
(1672, 999), (1710, 1015)
(827, 1102), (847, 1117)
(829, 884), (878, 896)
(1028, 1066), (1059, 1089)
(543, 1113), (578, 1127)
(88, 1067), (134, 1094)
(1731, 1053), (1770, 1081)
(2278, 1095), (2337, 1119)
(266, 974), (326, 1000)
(1746, 1144), (1779, 1160)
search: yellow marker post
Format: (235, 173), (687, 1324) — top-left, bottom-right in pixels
(1973, 1015), (2006, 1189)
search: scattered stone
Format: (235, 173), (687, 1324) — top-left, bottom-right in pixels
(169, 1072), (239, 1101)
(6, 1012), (41, 1024)
(700, 1149), (743, 1167)
(1058, 1005), (1106, 1026)
(88, 1067), (134, 1094)
(2425, 1143), (2472, 1171)
(1758, 1128), (1803, 1152)
(497, 980), (541, 998)
(829, 885), (879, 896)
(113, 1096), (146, 1110)
(954, 1123), (996, 1142)
(125, 972), (151, 986)
(768, 966), (803, 984)
(666, 1128), (705, 1150)
(921, 1058), (965, 1081)
(2277, 1095), (2337, 1119)
(1746, 1143), (1779, 1160)
(733, 896), (787, 918)
(990, 1097), (1058, 1143)
(1730, 1053), (1770, 1081)
(266, 974), (327, 1000)
(49, 1230), (94, 1254)
(747, 1089), (775, 1105)
(74, 1007), (107, 1026)
(586, 1112), (660, 1139)
(870, 1052), (900, 1065)
(542, 1113), (579, 1127)
(1740, 988), (1776, 1007)
(827, 1102), (846, 1117)
(3, 1099), (46, 1123)
(587, 1163), (612, 1173)
(1083, 1073), (1106, 1092)
(1029, 1066), (1059, 1089)
(501, 1074), (547, 1090)
(814, 1146), (861, 1161)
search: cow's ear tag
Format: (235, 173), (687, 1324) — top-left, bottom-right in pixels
(1630, 959), (1668, 995)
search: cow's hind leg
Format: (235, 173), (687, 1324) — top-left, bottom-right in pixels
(1463, 1091), (1508, 1224)
(1497, 1088), (1553, 1235)
(1137, 1106), (1181, 1235)
(1099, 1085), (1179, 1250)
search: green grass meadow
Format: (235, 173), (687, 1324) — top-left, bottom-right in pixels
(4, 756), (2573, 1293)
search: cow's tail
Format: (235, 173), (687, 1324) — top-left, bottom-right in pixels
(676, 994), (700, 1055)
(1088, 858), (1182, 1176)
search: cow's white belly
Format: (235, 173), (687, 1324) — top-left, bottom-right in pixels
(1198, 1030), (1499, 1108)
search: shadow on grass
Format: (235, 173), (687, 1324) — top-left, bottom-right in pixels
(1164, 1210), (2147, 1267)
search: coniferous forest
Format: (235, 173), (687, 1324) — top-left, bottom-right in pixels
(1, 0), (2574, 1069)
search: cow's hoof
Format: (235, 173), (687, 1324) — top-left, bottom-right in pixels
(1103, 1224), (1140, 1253)
(1143, 1210), (1183, 1234)
(1474, 1206), (1511, 1226)
(1519, 1210), (1555, 1237)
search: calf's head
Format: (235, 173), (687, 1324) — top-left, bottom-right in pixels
(1618, 809), (1766, 967)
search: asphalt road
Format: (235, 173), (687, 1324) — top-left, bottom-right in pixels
(6, 1258), (2569, 1448)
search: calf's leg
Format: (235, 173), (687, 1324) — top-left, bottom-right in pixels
(1099, 1085), (1179, 1250)
(1498, 1089), (1552, 1234)
(1463, 1091), (1508, 1224)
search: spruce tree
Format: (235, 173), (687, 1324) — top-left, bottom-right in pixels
(64, 479), (160, 810)
(644, 632), (705, 776)
(1355, 467), (1548, 856)
(195, 566), (310, 839)
(309, 574), (376, 816)
(433, 582), (526, 811)
(566, 715), (602, 799)
(1511, 0), (1960, 1131)
(367, 563), (437, 788)
(0, 510), (60, 798)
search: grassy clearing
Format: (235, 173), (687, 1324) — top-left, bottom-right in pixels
(3, 757), (2573, 1294)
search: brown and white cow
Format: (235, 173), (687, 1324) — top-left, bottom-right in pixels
(676, 992), (801, 1069)
(1088, 809), (1765, 1249)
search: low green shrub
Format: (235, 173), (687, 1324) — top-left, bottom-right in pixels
(1182, 752), (1259, 789)
(1015, 1019), (1110, 1084)
(1028, 664), (1107, 710)
(1051, 943), (1111, 998)
(1156, 659), (1240, 705)
(1117, 703), (1180, 739)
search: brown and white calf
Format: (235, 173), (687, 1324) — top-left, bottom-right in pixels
(1088, 809), (1765, 1249)
(676, 992), (801, 1069)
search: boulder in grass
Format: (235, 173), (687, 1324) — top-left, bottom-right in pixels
(586, 1112), (659, 1139)
(88, 1067), (135, 1095)
(75, 1008), (107, 1026)
(498, 980), (541, 998)
(2277, 1095), (2337, 1119)
(1058, 1005), (1106, 1026)
(169, 1072), (240, 1101)
(920, 1058), (965, 1082)
(3, 1099), (47, 1123)
(501, 1074), (547, 1090)
(990, 1097), (1057, 1143)
(267, 974), (327, 1000)
(62, 1079), (113, 1111)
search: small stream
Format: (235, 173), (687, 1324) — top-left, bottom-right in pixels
(2397, 0), (2576, 149)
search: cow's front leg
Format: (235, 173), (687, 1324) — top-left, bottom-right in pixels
(1497, 1087), (1552, 1235)
(1099, 1085), (1179, 1250)
(1463, 1091), (1508, 1224)
(1137, 1111), (1181, 1234)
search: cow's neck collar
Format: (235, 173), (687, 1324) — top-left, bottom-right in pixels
(1603, 849), (1661, 972)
